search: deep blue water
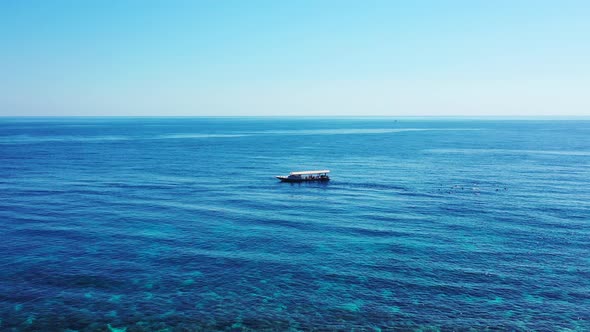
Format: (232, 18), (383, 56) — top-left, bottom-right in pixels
(1, 117), (589, 331)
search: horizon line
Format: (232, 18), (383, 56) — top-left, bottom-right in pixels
(1, 115), (589, 119)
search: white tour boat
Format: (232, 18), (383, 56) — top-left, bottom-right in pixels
(276, 170), (330, 183)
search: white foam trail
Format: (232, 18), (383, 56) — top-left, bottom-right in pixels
(152, 134), (249, 139)
(0, 128), (481, 144)
(253, 128), (481, 136)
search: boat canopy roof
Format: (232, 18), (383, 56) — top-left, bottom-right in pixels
(290, 170), (330, 175)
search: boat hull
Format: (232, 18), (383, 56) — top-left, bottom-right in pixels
(276, 176), (330, 183)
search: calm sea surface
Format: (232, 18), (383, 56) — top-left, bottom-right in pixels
(0, 117), (589, 331)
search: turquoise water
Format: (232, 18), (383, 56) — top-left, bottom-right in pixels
(0, 117), (589, 331)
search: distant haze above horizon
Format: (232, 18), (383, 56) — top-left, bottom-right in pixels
(1, 0), (589, 116)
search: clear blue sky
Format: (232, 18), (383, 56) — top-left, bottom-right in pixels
(1, 0), (589, 116)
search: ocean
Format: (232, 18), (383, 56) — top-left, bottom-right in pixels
(0, 117), (589, 331)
